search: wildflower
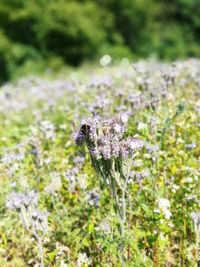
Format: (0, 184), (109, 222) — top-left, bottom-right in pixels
(114, 123), (122, 133)
(6, 188), (49, 263)
(191, 212), (200, 233)
(1, 151), (25, 165)
(171, 184), (179, 193)
(77, 174), (87, 190)
(39, 120), (56, 140)
(44, 172), (62, 195)
(120, 113), (129, 123)
(137, 122), (147, 131)
(129, 138), (144, 150)
(77, 253), (91, 267)
(76, 114), (143, 161)
(96, 218), (111, 234)
(6, 191), (39, 210)
(86, 190), (100, 208)
(185, 143), (196, 150)
(65, 168), (79, 192)
(157, 198), (172, 220)
(73, 156), (85, 165)
(185, 177), (193, 183)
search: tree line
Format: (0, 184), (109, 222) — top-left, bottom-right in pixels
(0, 0), (199, 83)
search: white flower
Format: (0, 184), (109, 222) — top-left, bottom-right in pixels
(185, 177), (193, 183)
(137, 122), (147, 131)
(164, 209), (172, 220)
(158, 198), (170, 209)
(77, 253), (91, 267)
(60, 260), (68, 267)
(157, 198), (171, 220)
(172, 184), (179, 193)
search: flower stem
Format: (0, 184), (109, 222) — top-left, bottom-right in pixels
(37, 238), (44, 267)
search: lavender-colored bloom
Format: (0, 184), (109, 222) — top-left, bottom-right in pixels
(120, 143), (130, 158)
(113, 123), (122, 133)
(90, 146), (102, 159)
(10, 181), (17, 188)
(73, 156), (85, 164)
(76, 114), (145, 168)
(146, 143), (159, 153)
(30, 148), (38, 156)
(6, 191), (39, 210)
(39, 120), (56, 140)
(31, 209), (39, 220)
(87, 190), (100, 208)
(129, 138), (144, 150)
(31, 208), (48, 229)
(1, 151), (25, 165)
(65, 168), (79, 192)
(120, 113), (129, 123)
(6, 192), (24, 210)
(65, 168), (79, 181)
(185, 143), (196, 150)
(135, 169), (150, 181)
(111, 143), (120, 158)
(100, 144), (111, 160)
(97, 218), (111, 234)
(6, 190), (48, 238)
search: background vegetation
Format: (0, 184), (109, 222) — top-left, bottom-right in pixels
(0, 0), (199, 84)
(0, 59), (200, 266)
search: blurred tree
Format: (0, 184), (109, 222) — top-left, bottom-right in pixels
(31, 0), (113, 65)
(0, 0), (199, 83)
(0, 31), (11, 83)
(98, 0), (161, 56)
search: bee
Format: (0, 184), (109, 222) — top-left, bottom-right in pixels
(79, 124), (91, 136)
(75, 124), (91, 145)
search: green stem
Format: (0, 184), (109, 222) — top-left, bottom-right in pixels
(37, 238), (44, 267)
(196, 232), (199, 267)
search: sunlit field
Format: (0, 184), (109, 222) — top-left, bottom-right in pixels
(0, 59), (200, 266)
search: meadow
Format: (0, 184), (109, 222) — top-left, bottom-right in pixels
(0, 59), (200, 266)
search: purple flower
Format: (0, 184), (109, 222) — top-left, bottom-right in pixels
(87, 190), (100, 208)
(6, 191), (39, 210)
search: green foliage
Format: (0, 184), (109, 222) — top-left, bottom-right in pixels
(0, 0), (200, 83)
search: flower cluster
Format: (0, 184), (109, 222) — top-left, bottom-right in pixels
(6, 191), (39, 210)
(77, 252), (91, 267)
(156, 198), (172, 220)
(86, 189), (100, 208)
(1, 151), (25, 166)
(44, 172), (62, 196)
(89, 93), (113, 115)
(39, 120), (56, 140)
(76, 114), (144, 161)
(6, 191), (48, 236)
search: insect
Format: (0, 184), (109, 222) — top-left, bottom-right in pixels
(79, 124), (91, 136)
(75, 124), (91, 145)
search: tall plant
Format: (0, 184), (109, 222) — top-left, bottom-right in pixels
(76, 114), (144, 265)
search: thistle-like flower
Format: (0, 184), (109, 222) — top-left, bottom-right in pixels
(6, 191), (48, 267)
(76, 114), (145, 266)
(75, 114), (144, 164)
